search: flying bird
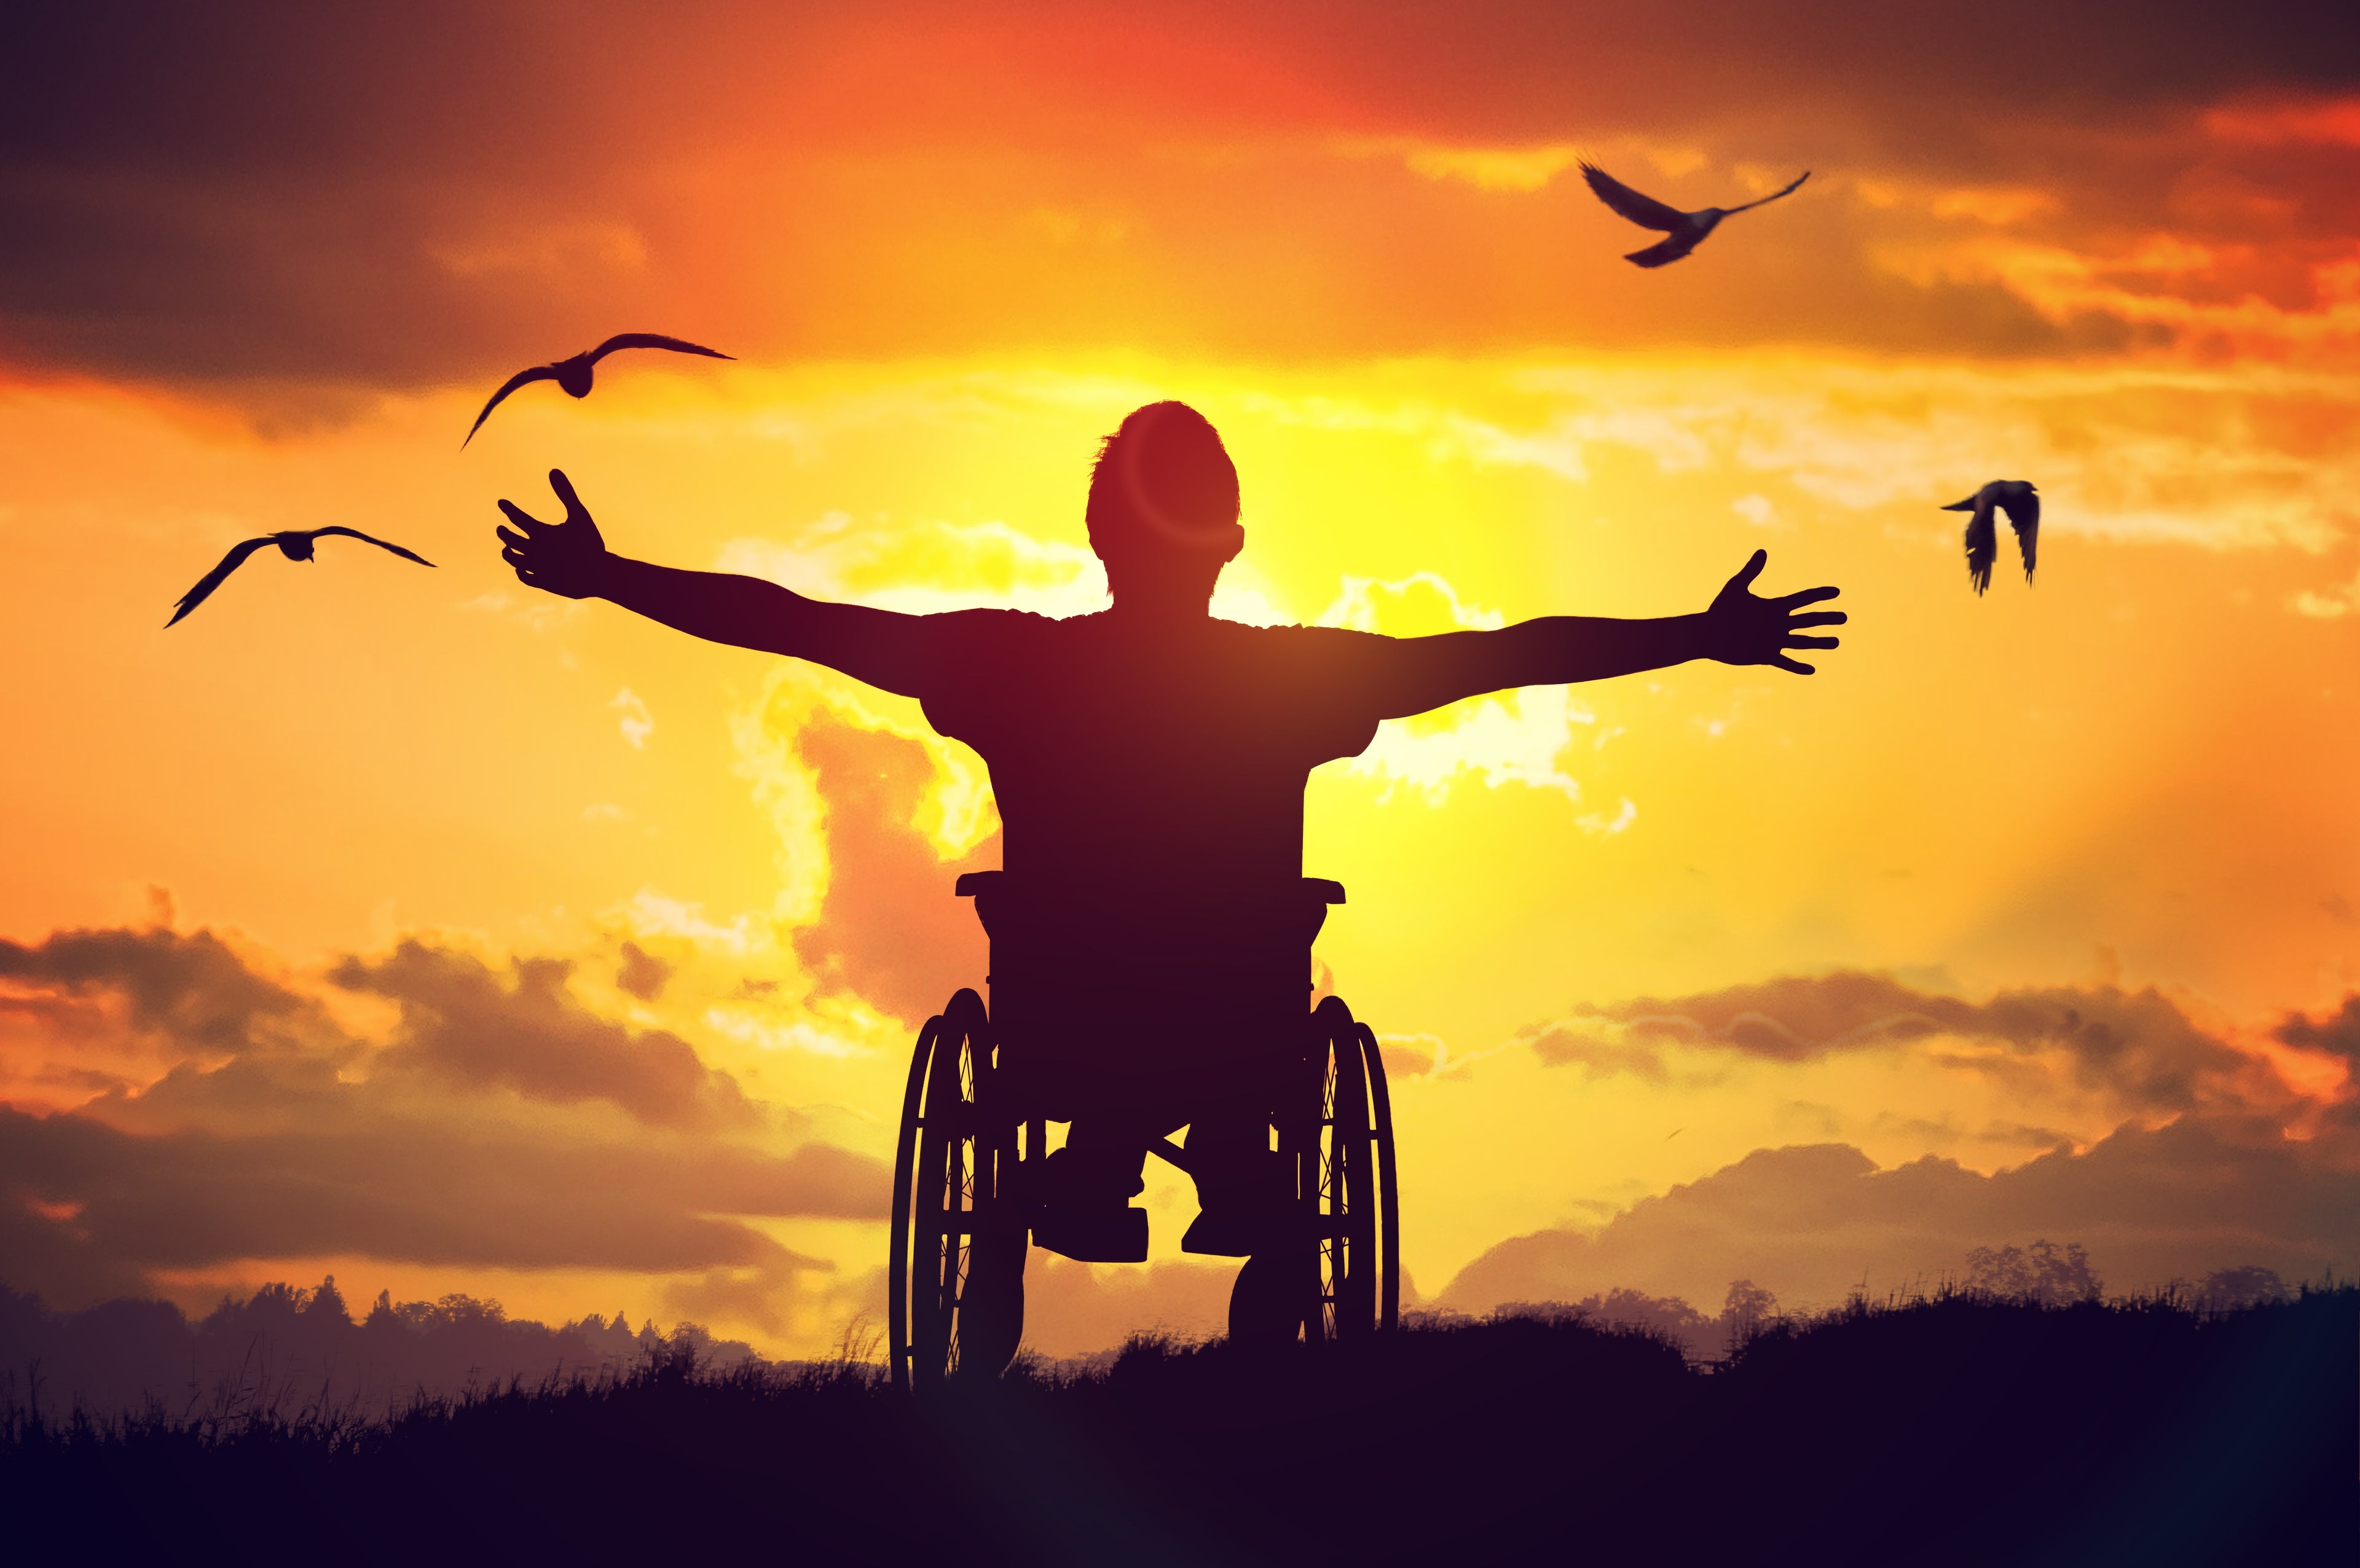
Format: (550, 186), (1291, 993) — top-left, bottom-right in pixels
(166, 527), (435, 627)
(1579, 162), (1811, 268)
(1942, 480), (2040, 594)
(462, 332), (733, 447)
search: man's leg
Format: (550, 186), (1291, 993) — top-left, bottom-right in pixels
(1197, 1107), (1316, 1349)
(1227, 1247), (1316, 1350)
(1031, 1116), (1153, 1263)
(954, 1218), (1028, 1378)
(1181, 1108), (1292, 1257)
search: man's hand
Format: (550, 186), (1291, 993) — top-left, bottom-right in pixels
(496, 468), (609, 599)
(1701, 549), (1844, 674)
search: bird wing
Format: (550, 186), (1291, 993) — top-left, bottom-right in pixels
(1624, 233), (1700, 269)
(1999, 489), (2039, 582)
(309, 526), (437, 567)
(1962, 498), (1998, 595)
(1579, 163), (1690, 231)
(462, 364), (560, 447)
(165, 536), (275, 627)
(1725, 170), (1811, 216)
(587, 332), (734, 363)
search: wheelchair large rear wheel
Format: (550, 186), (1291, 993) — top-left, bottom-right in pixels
(1238, 994), (1399, 1345)
(889, 989), (1028, 1390)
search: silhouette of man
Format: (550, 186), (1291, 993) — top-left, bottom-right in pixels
(495, 401), (1843, 1328)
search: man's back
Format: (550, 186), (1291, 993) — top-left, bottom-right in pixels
(917, 608), (1388, 910)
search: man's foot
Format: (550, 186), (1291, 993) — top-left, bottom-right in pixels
(1032, 1202), (1148, 1263)
(1184, 1143), (1294, 1256)
(1024, 1142), (1150, 1261)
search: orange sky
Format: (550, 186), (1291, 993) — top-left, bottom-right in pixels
(2, 1), (2357, 1357)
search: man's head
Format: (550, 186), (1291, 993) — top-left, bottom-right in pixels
(1086, 402), (1243, 610)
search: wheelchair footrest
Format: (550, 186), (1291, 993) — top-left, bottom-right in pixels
(1032, 1204), (1149, 1263)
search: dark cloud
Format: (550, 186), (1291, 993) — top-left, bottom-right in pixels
(2276, 995), (2360, 1131)
(0, 919), (884, 1311)
(1530, 971), (2270, 1114)
(331, 941), (754, 1130)
(0, 1102), (871, 1275)
(3, 1), (2353, 390)
(0, 925), (316, 1055)
(1442, 1112), (2360, 1312)
(616, 942), (671, 1002)
(2275, 993), (2360, 1065)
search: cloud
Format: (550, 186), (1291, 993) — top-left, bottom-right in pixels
(610, 686), (654, 749)
(0, 925), (347, 1110)
(1366, 138), (1591, 194)
(0, 1103), (873, 1274)
(616, 941), (671, 1001)
(782, 720), (997, 1029)
(722, 649), (1002, 1032)
(1442, 1111), (2360, 1312)
(2276, 993), (2360, 1065)
(1017, 1255), (1241, 1359)
(2290, 564), (2360, 617)
(1237, 361), (2360, 563)
(328, 941), (757, 1130)
(6, 4), (2358, 390)
(1528, 971), (2284, 1116)
(0, 918), (886, 1313)
(0, 923), (315, 1054)
(1315, 573), (1606, 805)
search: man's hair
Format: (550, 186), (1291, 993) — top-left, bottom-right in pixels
(1085, 401), (1243, 560)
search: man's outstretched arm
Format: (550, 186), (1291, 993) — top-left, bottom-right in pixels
(494, 469), (945, 697)
(1357, 551), (1844, 719)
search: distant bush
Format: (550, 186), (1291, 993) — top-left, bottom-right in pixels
(0, 1276), (759, 1425)
(1962, 1238), (2104, 1304)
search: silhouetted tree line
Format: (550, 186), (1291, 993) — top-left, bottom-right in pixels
(2, 1278), (2347, 1564)
(1459, 1243), (2286, 1363)
(0, 1276), (756, 1424)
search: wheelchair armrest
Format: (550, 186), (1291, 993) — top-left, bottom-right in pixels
(956, 869), (1341, 904)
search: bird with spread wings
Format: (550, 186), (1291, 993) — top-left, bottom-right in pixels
(1943, 480), (2040, 594)
(1579, 162), (1810, 268)
(166, 527), (435, 627)
(462, 332), (733, 447)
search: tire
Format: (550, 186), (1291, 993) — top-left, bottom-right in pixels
(1311, 994), (1399, 1341)
(889, 989), (1026, 1390)
(1238, 995), (1400, 1347)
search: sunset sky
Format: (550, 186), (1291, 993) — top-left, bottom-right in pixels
(3, 0), (2357, 1358)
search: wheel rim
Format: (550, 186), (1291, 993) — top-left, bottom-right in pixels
(893, 990), (1012, 1390)
(1360, 1021), (1401, 1333)
(887, 1013), (938, 1393)
(1308, 997), (1396, 1343)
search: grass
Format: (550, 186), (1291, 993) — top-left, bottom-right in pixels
(4, 1284), (2351, 1566)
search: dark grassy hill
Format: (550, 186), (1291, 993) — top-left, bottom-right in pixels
(5, 1286), (2350, 1566)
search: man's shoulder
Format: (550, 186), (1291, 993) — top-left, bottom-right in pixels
(929, 605), (1062, 629)
(925, 606), (1094, 645)
(912, 608), (1101, 704)
(1216, 617), (1390, 661)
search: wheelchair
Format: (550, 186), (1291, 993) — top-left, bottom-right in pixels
(887, 871), (1401, 1389)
